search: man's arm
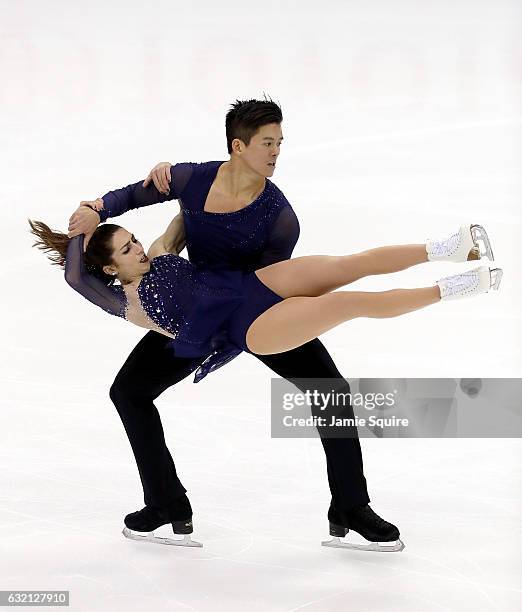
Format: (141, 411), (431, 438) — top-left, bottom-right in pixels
(256, 205), (300, 268)
(67, 180), (170, 243)
(97, 162), (194, 222)
(147, 210), (186, 259)
(68, 162), (194, 242)
(96, 175), (175, 223)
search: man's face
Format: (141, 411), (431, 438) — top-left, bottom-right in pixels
(235, 122), (283, 177)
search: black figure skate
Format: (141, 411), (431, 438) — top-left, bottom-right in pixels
(322, 503), (405, 552)
(122, 494), (202, 548)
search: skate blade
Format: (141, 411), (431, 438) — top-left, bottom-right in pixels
(321, 536), (405, 552)
(490, 267), (503, 290)
(122, 527), (203, 547)
(470, 224), (494, 261)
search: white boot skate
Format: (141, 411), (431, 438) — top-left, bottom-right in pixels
(436, 266), (503, 301)
(426, 224), (495, 262)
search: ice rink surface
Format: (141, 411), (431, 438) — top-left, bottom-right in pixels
(2, 0), (521, 610)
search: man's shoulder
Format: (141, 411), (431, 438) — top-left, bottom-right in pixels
(172, 160), (223, 171)
(180, 160), (224, 168)
(267, 179), (291, 207)
(173, 160), (224, 179)
(171, 161), (224, 195)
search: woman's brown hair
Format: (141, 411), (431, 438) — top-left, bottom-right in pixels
(28, 219), (122, 286)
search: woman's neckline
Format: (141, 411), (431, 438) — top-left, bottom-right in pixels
(121, 266), (152, 294)
(122, 252), (177, 294)
(202, 161), (268, 215)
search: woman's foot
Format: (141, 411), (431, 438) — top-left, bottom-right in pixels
(426, 224), (495, 262)
(436, 265), (503, 300)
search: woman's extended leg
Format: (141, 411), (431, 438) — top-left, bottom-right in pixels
(255, 245), (429, 298)
(246, 285), (441, 355)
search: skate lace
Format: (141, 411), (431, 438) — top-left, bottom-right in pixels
(440, 270), (479, 296)
(429, 231), (460, 257)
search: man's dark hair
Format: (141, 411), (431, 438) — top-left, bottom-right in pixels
(225, 94), (283, 154)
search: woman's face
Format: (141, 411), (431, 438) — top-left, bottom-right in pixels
(103, 227), (151, 282)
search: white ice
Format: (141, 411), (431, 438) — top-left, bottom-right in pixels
(1, 0), (521, 610)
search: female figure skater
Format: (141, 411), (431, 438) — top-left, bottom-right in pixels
(29, 215), (501, 550)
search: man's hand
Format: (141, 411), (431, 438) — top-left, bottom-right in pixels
(68, 205), (101, 251)
(143, 162), (172, 194)
(80, 197), (104, 212)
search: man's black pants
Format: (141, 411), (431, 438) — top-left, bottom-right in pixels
(109, 331), (370, 513)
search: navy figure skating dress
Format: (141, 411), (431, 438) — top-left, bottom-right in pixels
(65, 234), (285, 383)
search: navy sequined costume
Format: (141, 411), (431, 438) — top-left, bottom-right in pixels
(80, 161), (299, 382)
(65, 234), (287, 382)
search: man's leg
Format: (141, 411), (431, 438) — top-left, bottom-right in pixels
(109, 330), (203, 509)
(255, 338), (370, 510)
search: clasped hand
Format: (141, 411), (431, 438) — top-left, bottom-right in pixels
(67, 162), (173, 251)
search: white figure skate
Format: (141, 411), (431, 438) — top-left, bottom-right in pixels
(436, 265), (503, 300)
(426, 224), (495, 262)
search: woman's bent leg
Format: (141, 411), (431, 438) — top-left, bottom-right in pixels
(247, 286), (441, 355)
(255, 245), (428, 298)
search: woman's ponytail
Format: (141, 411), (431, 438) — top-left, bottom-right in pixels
(28, 219), (69, 267)
(28, 218), (121, 286)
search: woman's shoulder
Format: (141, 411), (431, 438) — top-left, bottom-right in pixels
(150, 252), (179, 263)
(149, 253), (193, 272)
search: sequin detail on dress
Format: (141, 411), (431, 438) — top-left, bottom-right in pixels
(65, 236), (244, 382)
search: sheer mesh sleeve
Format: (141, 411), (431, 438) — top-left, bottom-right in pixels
(98, 162), (195, 222)
(64, 235), (126, 317)
(257, 204), (300, 268)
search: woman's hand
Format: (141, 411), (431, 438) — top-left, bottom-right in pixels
(143, 162), (172, 194)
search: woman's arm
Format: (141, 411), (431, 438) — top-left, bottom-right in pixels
(65, 235), (126, 317)
(147, 210), (186, 259)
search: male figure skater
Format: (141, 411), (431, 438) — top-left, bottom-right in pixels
(68, 97), (403, 552)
